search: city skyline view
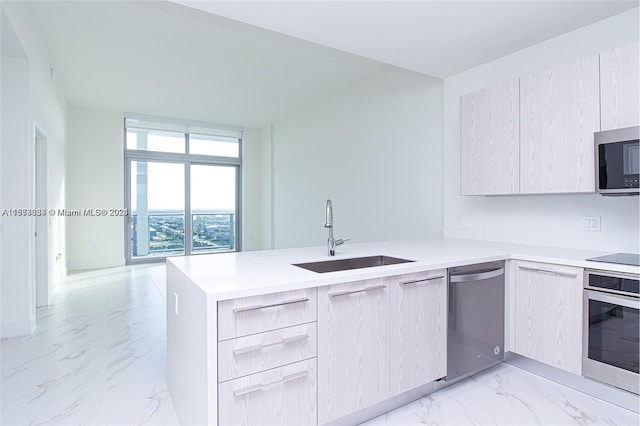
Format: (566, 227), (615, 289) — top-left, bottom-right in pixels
(131, 212), (235, 257)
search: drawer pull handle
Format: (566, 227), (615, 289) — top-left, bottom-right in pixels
(233, 370), (310, 397)
(518, 265), (578, 278)
(233, 334), (310, 356)
(233, 297), (309, 314)
(328, 284), (386, 298)
(401, 276), (444, 286)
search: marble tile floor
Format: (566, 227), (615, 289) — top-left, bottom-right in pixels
(361, 363), (639, 426)
(1, 264), (638, 426)
(1, 264), (177, 426)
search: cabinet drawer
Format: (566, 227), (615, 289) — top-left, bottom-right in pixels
(218, 323), (317, 382)
(218, 288), (317, 341)
(218, 358), (317, 426)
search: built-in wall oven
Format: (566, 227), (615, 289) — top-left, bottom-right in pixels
(583, 270), (639, 394)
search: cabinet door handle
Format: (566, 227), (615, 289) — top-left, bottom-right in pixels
(233, 370), (310, 397)
(328, 284), (386, 298)
(400, 275), (444, 286)
(518, 265), (578, 278)
(449, 268), (504, 283)
(233, 297), (309, 313)
(232, 334), (309, 356)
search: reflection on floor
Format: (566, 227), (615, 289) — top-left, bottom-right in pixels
(1, 264), (638, 425)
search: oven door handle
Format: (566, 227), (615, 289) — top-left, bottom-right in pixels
(587, 290), (640, 309)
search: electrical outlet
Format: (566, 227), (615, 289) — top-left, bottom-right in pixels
(581, 216), (601, 232)
(456, 216), (463, 226)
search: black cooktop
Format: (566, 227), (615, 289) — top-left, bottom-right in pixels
(586, 252), (640, 266)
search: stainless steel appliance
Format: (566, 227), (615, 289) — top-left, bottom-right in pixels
(583, 270), (639, 394)
(587, 252), (640, 267)
(447, 261), (505, 381)
(595, 125), (640, 196)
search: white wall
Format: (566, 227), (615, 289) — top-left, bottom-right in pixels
(259, 124), (274, 250)
(271, 68), (443, 249)
(66, 107), (125, 270)
(1, 55), (34, 337)
(444, 9), (640, 253)
(1, 3), (68, 337)
(242, 127), (266, 251)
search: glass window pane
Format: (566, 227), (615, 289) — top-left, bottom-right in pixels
(126, 128), (185, 153)
(130, 161), (185, 258)
(189, 134), (239, 157)
(126, 131), (137, 150)
(191, 165), (237, 252)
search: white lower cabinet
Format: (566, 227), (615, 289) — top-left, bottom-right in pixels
(390, 270), (447, 394)
(185, 259), (590, 425)
(217, 288), (318, 426)
(218, 358), (317, 426)
(317, 270), (447, 424)
(513, 261), (583, 375)
(317, 277), (391, 424)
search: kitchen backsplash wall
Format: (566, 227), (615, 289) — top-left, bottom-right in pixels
(443, 8), (640, 253)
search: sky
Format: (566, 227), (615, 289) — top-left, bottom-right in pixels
(128, 132), (238, 213)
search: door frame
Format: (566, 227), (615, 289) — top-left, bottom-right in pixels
(33, 123), (49, 307)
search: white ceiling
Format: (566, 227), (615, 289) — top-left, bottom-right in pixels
(27, 1), (389, 128)
(25, 1), (639, 129)
(174, 0), (639, 78)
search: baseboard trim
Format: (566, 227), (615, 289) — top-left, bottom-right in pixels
(67, 258), (125, 272)
(505, 352), (639, 413)
(324, 381), (441, 426)
(1, 318), (35, 338)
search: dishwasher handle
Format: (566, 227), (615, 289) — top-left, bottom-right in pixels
(449, 268), (504, 283)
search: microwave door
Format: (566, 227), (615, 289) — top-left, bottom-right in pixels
(595, 126), (640, 195)
(626, 143), (639, 176)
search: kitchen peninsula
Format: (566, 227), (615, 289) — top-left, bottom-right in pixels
(166, 238), (639, 425)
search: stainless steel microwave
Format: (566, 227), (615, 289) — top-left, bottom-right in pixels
(595, 126), (640, 196)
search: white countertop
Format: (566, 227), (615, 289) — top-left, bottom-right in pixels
(167, 238), (640, 300)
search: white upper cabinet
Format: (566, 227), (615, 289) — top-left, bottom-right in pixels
(460, 80), (520, 195)
(600, 43), (640, 131)
(519, 55), (600, 194)
(460, 45), (637, 195)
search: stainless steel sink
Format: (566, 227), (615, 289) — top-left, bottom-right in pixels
(292, 255), (414, 273)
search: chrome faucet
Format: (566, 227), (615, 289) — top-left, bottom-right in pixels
(324, 199), (348, 256)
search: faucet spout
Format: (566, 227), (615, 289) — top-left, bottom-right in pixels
(325, 199), (333, 229)
(324, 199), (347, 256)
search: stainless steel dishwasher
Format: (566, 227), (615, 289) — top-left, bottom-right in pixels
(446, 261), (505, 381)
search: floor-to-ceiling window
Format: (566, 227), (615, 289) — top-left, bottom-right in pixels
(124, 117), (241, 263)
